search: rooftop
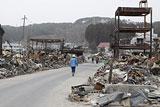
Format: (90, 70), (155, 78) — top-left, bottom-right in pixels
(98, 42), (110, 48)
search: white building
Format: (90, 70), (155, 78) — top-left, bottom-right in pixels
(130, 29), (159, 45)
(2, 41), (25, 53)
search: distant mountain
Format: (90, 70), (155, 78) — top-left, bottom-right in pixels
(2, 17), (113, 43)
(1, 17), (160, 44)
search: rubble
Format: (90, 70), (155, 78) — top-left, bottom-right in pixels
(0, 49), (85, 79)
(96, 92), (126, 106)
(69, 53), (160, 106)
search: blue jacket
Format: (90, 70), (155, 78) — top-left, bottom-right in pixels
(69, 58), (78, 67)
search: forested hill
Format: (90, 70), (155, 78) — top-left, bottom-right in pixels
(2, 17), (113, 43)
(1, 17), (160, 44)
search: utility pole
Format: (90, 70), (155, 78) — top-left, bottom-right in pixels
(20, 15), (27, 58)
(22, 15), (27, 40)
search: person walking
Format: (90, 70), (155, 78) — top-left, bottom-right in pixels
(92, 56), (94, 63)
(96, 57), (99, 64)
(69, 54), (78, 76)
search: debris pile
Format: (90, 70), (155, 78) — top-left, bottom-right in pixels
(69, 53), (160, 106)
(0, 50), (85, 79)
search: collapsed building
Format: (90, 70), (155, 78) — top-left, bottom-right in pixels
(111, 1), (153, 58)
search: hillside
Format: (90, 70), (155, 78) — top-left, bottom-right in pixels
(2, 17), (113, 43)
(2, 17), (160, 44)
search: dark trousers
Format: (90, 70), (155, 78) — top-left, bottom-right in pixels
(71, 67), (76, 73)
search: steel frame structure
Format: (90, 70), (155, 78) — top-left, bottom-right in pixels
(114, 7), (152, 58)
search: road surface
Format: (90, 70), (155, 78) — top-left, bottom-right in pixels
(0, 63), (102, 107)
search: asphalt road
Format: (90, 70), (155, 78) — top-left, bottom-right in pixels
(0, 62), (102, 107)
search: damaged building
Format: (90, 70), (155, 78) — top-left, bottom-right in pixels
(0, 25), (4, 55)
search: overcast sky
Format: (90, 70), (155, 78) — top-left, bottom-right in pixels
(0, 0), (159, 26)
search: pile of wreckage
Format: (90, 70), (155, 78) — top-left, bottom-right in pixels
(0, 50), (85, 79)
(69, 53), (160, 107)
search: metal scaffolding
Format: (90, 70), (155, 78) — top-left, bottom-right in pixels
(114, 7), (152, 58)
